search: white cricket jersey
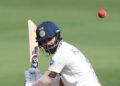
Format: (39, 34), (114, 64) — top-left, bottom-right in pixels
(48, 41), (101, 86)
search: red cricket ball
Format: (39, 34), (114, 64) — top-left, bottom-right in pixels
(98, 10), (106, 18)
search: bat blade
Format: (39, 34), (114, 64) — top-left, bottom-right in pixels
(28, 19), (39, 68)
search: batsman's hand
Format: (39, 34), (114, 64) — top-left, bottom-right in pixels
(24, 68), (42, 86)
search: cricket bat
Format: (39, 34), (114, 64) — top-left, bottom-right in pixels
(28, 19), (39, 68)
(24, 20), (39, 84)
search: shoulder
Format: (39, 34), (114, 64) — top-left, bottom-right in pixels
(51, 41), (69, 62)
(58, 41), (73, 50)
(60, 41), (86, 57)
(54, 41), (71, 57)
(59, 41), (79, 53)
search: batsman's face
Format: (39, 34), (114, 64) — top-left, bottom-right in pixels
(41, 36), (57, 49)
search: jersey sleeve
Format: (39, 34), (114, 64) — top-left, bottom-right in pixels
(48, 51), (67, 73)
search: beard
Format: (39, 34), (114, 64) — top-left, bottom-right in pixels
(45, 44), (58, 54)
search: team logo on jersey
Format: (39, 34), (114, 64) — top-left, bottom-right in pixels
(50, 59), (55, 65)
(39, 27), (46, 37)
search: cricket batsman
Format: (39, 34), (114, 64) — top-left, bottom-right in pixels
(24, 21), (102, 86)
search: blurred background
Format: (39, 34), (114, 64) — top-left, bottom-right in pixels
(0, 0), (120, 86)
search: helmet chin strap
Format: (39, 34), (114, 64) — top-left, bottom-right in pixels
(39, 46), (50, 56)
(45, 37), (59, 54)
(39, 36), (59, 56)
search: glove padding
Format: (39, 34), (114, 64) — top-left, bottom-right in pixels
(24, 68), (42, 86)
(24, 81), (33, 86)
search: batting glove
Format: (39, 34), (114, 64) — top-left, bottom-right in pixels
(24, 68), (42, 86)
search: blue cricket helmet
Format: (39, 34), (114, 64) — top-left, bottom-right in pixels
(36, 21), (61, 42)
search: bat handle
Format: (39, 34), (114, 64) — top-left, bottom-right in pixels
(31, 55), (38, 68)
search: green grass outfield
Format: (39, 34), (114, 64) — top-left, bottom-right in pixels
(0, 0), (120, 86)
